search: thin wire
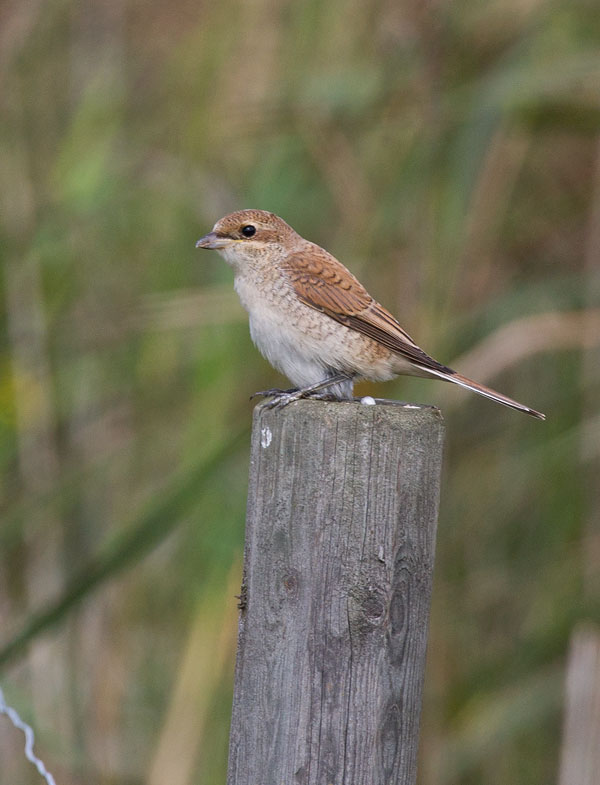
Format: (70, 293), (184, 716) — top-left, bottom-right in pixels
(0, 685), (57, 785)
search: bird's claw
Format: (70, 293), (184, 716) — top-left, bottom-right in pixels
(262, 391), (304, 410)
(251, 386), (303, 409)
(261, 390), (339, 410)
(250, 387), (297, 401)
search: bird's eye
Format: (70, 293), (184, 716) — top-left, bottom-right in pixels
(241, 224), (256, 238)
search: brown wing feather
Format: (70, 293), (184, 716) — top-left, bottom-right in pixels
(284, 248), (453, 374)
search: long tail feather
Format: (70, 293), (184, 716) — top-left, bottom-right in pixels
(414, 365), (546, 420)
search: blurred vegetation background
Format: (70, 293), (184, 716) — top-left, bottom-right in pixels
(1, 0), (599, 782)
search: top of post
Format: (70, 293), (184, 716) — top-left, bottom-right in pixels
(252, 397), (445, 436)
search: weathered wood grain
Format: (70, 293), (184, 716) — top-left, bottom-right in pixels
(227, 398), (445, 785)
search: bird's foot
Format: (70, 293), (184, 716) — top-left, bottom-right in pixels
(261, 390), (338, 411)
(250, 387), (297, 401)
(252, 373), (352, 409)
(261, 390), (305, 410)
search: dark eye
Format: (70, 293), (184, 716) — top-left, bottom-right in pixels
(241, 224), (256, 238)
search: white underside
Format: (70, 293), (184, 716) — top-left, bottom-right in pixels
(248, 308), (355, 397)
(231, 264), (402, 399)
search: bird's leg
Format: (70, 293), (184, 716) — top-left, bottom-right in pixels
(250, 386), (298, 400)
(296, 373), (353, 397)
(260, 373), (354, 410)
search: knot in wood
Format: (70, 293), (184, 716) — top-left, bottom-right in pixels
(282, 570), (299, 598)
(349, 583), (387, 639)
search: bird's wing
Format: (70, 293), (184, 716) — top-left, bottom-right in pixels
(283, 247), (453, 374)
(283, 247), (545, 419)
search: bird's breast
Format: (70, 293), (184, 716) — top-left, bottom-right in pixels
(232, 270), (398, 387)
(233, 271), (342, 385)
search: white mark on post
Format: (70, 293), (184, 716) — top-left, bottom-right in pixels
(361, 396), (376, 406)
(261, 427), (272, 448)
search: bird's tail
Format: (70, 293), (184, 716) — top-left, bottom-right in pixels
(414, 365), (546, 420)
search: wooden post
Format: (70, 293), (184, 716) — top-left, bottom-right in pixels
(227, 399), (444, 785)
(558, 624), (600, 785)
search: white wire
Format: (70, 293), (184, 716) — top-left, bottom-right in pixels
(0, 685), (57, 785)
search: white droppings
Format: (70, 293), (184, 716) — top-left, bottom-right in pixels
(402, 404), (421, 409)
(361, 396), (376, 406)
(260, 426), (272, 448)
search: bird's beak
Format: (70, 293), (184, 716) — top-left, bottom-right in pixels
(195, 232), (229, 250)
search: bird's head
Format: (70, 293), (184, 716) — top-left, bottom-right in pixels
(196, 209), (299, 267)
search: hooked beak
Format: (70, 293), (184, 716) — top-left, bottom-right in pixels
(195, 232), (230, 250)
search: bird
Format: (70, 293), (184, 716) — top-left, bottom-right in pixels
(196, 209), (545, 420)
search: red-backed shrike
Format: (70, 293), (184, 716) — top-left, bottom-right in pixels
(197, 210), (545, 419)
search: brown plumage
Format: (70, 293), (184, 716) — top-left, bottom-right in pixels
(282, 248), (453, 374)
(196, 210), (545, 419)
